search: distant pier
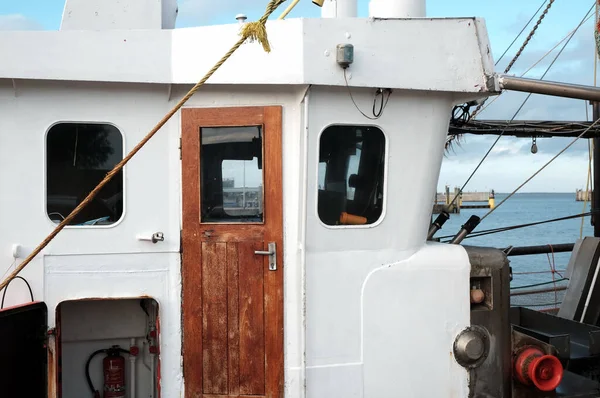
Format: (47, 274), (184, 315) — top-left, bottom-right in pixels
(433, 186), (494, 214)
(576, 189), (592, 201)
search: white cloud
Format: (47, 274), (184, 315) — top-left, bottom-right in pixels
(176, 0), (320, 26)
(0, 14), (43, 31)
(441, 14), (597, 193)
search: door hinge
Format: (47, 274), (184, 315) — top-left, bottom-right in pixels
(179, 137), (182, 160)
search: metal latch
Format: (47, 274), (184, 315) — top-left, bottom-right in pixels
(254, 242), (277, 271)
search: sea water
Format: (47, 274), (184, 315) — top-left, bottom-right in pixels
(435, 192), (593, 308)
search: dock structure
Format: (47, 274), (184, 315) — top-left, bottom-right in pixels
(576, 189), (592, 201)
(433, 186), (494, 214)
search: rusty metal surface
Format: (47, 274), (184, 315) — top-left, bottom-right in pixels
(464, 245), (512, 398)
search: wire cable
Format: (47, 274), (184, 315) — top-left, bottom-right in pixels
(471, 0), (556, 119)
(438, 210), (597, 241)
(480, 118), (600, 223)
(475, 11), (596, 118)
(495, 0), (549, 66)
(450, 4), (595, 208)
(511, 278), (569, 290)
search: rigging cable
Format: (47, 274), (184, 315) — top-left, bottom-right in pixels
(494, 0), (549, 67)
(475, 12), (596, 118)
(471, 0), (556, 119)
(438, 210), (598, 242)
(478, 117), (600, 224)
(449, 3), (596, 208)
(0, 0), (289, 292)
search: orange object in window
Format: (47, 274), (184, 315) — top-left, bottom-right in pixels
(340, 212), (367, 225)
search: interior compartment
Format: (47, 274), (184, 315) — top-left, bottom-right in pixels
(57, 298), (159, 398)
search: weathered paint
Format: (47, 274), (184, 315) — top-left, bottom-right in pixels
(0, 5), (496, 397)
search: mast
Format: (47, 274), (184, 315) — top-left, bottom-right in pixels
(593, 102), (600, 237)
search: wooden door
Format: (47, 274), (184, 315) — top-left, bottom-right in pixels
(182, 107), (284, 398)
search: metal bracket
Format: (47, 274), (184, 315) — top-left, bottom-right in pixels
(255, 242), (277, 271)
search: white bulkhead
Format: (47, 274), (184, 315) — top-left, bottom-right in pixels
(0, 0), (496, 396)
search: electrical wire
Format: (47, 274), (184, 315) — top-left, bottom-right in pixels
(0, 276), (34, 309)
(449, 4), (595, 208)
(480, 118), (600, 223)
(343, 69), (391, 120)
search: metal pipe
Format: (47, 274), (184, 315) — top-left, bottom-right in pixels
(499, 75), (600, 102)
(427, 211), (449, 240)
(502, 243), (574, 256)
(593, 102), (600, 237)
(130, 338), (137, 398)
(449, 215), (480, 245)
(369, 0), (425, 18)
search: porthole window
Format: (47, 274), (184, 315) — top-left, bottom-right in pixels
(46, 123), (123, 226)
(318, 125), (385, 226)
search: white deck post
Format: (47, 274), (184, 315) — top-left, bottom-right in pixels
(369, 0), (426, 18)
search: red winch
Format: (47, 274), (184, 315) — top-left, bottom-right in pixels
(514, 346), (564, 392)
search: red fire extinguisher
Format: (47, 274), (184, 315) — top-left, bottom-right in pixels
(103, 346), (127, 398)
(86, 345), (130, 398)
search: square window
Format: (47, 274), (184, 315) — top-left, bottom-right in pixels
(46, 123), (123, 226)
(318, 125), (385, 226)
(200, 126), (263, 223)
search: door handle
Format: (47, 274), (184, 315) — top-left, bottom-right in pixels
(255, 242), (277, 271)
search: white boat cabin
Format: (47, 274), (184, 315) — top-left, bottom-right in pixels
(0, 0), (497, 396)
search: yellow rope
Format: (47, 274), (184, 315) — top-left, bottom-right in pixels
(0, 0), (287, 293)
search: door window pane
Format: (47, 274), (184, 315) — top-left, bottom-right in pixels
(201, 126), (263, 223)
(318, 125), (385, 226)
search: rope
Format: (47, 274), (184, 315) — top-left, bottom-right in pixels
(0, 0), (287, 293)
(471, 0), (555, 119)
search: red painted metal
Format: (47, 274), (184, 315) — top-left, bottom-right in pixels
(103, 349), (126, 398)
(514, 346), (563, 391)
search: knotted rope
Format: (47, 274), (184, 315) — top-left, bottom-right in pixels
(0, 0), (287, 292)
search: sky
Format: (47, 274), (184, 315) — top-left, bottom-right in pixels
(0, 0), (598, 193)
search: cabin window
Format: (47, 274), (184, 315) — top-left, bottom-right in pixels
(46, 123), (123, 226)
(200, 126), (263, 223)
(318, 125), (385, 226)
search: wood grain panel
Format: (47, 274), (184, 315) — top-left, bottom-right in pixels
(238, 241), (266, 395)
(227, 243), (240, 395)
(182, 106), (283, 398)
(263, 106), (284, 398)
(182, 108), (203, 396)
(202, 242), (228, 394)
